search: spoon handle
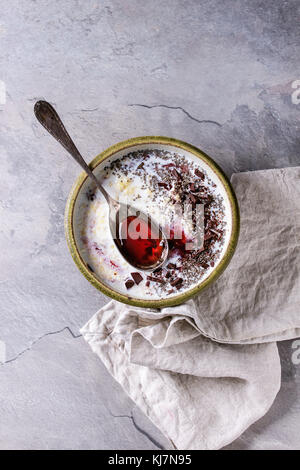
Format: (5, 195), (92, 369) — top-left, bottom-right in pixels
(34, 100), (110, 202)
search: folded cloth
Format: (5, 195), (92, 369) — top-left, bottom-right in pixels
(81, 303), (281, 449)
(81, 166), (300, 450)
(190, 166), (300, 344)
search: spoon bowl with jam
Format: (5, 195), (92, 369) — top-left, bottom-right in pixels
(34, 100), (169, 271)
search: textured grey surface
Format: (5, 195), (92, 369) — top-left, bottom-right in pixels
(0, 0), (299, 450)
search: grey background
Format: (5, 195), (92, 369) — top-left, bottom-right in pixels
(0, 0), (299, 450)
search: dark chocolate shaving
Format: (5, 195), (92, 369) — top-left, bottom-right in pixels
(189, 193), (197, 204)
(153, 267), (163, 274)
(170, 277), (183, 287)
(201, 262), (209, 269)
(167, 263), (177, 269)
(158, 182), (170, 190)
(131, 272), (143, 285)
(125, 279), (135, 289)
(171, 168), (181, 180)
(195, 169), (205, 179)
(147, 276), (165, 284)
(204, 231), (214, 241)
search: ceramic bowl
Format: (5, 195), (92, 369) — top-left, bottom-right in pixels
(65, 136), (239, 308)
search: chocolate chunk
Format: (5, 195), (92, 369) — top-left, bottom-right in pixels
(170, 277), (183, 287)
(168, 289), (175, 294)
(201, 262), (209, 269)
(165, 271), (171, 279)
(195, 169), (205, 179)
(147, 275), (165, 284)
(146, 280), (150, 287)
(131, 272), (143, 285)
(125, 279), (135, 289)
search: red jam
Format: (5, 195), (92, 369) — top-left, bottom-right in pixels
(119, 215), (165, 268)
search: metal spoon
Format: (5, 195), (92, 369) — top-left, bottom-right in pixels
(34, 100), (168, 271)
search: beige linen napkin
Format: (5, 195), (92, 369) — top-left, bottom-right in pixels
(81, 166), (300, 450)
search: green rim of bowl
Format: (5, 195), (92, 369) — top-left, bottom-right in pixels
(65, 136), (240, 308)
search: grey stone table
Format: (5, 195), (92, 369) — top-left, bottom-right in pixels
(0, 0), (299, 450)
